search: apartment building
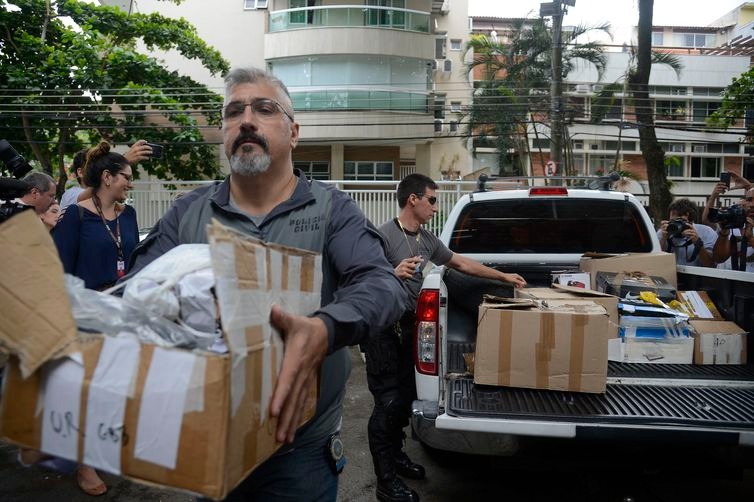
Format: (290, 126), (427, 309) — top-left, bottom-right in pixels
(101, 0), (473, 181)
(471, 15), (750, 196)
(636, 2), (754, 56)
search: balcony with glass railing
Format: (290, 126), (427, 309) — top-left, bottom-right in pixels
(269, 5), (430, 33)
(290, 87), (430, 112)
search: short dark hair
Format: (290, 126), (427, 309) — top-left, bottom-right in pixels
(396, 173), (438, 208)
(668, 198), (698, 223)
(70, 149), (87, 173)
(21, 171), (54, 195)
(223, 67), (293, 117)
(82, 141), (129, 190)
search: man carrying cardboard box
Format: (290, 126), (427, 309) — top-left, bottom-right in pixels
(128, 67), (407, 500)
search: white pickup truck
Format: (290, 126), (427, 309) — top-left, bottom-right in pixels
(411, 183), (754, 456)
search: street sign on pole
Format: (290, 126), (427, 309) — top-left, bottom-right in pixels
(545, 160), (558, 177)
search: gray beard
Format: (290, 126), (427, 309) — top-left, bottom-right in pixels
(230, 150), (271, 176)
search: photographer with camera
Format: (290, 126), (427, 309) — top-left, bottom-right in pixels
(14, 172), (56, 215)
(708, 185), (754, 272)
(657, 198), (717, 267)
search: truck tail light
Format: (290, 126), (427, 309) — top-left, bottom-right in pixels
(414, 289), (439, 376)
(529, 187), (568, 196)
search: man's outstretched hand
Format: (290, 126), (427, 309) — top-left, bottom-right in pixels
(269, 304), (328, 443)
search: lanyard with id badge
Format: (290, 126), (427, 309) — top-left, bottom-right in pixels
(92, 195), (126, 278)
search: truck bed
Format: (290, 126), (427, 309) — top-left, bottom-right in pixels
(448, 341), (754, 439)
(438, 268), (754, 444)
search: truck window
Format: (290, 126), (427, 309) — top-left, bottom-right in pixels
(449, 198), (653, 254)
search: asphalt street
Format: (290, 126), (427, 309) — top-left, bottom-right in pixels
(1, 347), (753, 501)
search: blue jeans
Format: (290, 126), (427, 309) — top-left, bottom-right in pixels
(223, 435), (338, 502)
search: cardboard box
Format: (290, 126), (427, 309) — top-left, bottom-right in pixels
(610, 316), (694, 364)
(676, 291), (724, 320)
(595, 271), (677, 303)
(551, 271), (591, 289)
(474, 298), (611, 393)
(515, 285), (619, 339)
(0, 213), (319, 499)
(579, 252), (677, 290)
(691, 320), (748, 365)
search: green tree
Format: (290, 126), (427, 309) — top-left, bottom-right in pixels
(465, 17), (611, 176)
(0, 0), (230, 195)
(708, 66), (754, 138)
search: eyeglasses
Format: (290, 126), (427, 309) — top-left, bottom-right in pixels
(222, 98), (294, 122)
(415, 193), (437, 205)
(118, 172), (133, 183)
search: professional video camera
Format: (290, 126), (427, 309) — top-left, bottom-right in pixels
(0, 139), (34, 224)
(708, 205), (748, 230)
(666, 218), (691, 238)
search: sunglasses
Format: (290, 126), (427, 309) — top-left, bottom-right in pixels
(415, 193), (437, 205)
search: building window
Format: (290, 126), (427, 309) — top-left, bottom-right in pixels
(655, 100), (687, 121)
(294, 161), (330, 180)
(681, 33), (710, 47)
(434, 95), (445, 119)
(244, 0), (268, 9)
(344, 161), (394, 180)
(692, 101), (720, 122)
(604, 141), (636, 152)
(690, 157), (720, 178)
(693, 87), (724, 96)
(450, 101), (462, 113)
(663, 142), (685, 153)
(435, 38), (446, 59)
(450, 39), (462, 51)
(449, 120), (458, 132)
(666, 156), (684, 177)
(587, 154), (615, 176)
(651, 32), (663, 46)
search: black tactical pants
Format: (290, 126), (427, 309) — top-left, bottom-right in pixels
(366, 312), (416, 473)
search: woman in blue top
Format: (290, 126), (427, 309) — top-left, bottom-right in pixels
(54, 141), (139, 290)
(51, 141), (139, 495)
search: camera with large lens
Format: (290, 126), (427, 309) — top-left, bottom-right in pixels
(666, 218), (691, 238)
(708, 205), (748, 229)
(0, 139), (34, 224)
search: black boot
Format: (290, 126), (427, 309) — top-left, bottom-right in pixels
(374, 453), (419, 502)
(393, 449), (426, 480)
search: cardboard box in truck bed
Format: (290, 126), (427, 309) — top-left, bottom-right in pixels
(515, 285), (619, 340)
(0, 212), (319, 500)
(579, 252), (677, 289)
(474, 298), (611, 394)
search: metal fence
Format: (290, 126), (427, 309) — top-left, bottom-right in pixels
(128, 178), (744, 234)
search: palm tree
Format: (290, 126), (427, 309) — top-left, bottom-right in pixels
(465, 17), (611, 176)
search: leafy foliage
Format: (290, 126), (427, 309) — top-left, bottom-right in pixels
(0, 0), (230, 192)
(708, 66), (754, 137)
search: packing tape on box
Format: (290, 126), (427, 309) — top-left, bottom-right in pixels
(496, 311), (513, 386)
(83, 336), (141, 474)
(134, 347), (197, 470)
(568, 314), (587, 391)
(535, 312), (556, 389)
(40, 354), (85, 462)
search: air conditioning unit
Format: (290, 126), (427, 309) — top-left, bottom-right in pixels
(434, 59), (445, 72)
(592, 84), (604, 93)
(589, 143), (600, 150)
(434, 119), (444, 133)
(573, 141), (584, 150)
(693, 144), (706, 153)
(575, 84), (590, 94)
